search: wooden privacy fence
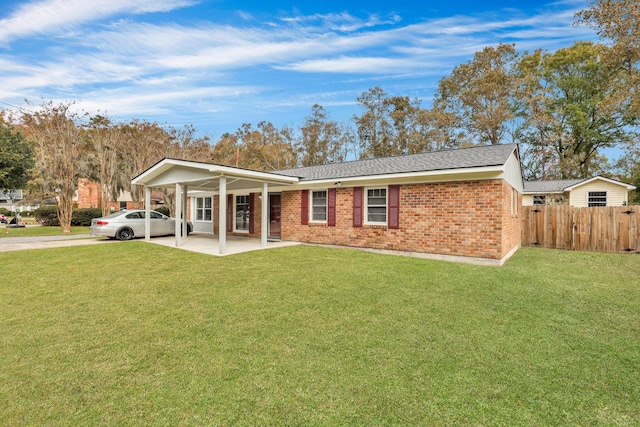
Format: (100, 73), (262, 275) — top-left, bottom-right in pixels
(521, 206), (640, 254)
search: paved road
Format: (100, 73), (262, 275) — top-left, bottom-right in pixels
(0, 234), (116, 252)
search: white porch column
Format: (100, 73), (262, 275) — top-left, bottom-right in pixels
(261, 182), (268, 248)
(182, 184), (188, 238)
(175, 183), (182, 247)
(145, 187), (151, 241)
(218, 176), (227, 255)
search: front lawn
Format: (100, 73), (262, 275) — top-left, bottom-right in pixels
(0, 225), (91, 238)
(1, 245), (638, 425)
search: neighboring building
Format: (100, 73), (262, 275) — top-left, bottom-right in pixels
(75, 178), (156, 211)
(0, 189), (23, 211)
(523, 176), (636, 207)
(0, 189), (39, 212)
(133, 144), (524, 266)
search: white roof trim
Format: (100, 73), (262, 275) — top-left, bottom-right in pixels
(132, 158), (299, 186)
(293, 164), (506, 186)
(563, 176), (636, 191)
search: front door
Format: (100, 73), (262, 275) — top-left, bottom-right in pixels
(269, 194), (281, 239)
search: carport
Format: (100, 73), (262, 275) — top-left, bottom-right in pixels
(131, 158), (299, 254)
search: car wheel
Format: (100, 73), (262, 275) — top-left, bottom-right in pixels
(116, 227), (134, 241)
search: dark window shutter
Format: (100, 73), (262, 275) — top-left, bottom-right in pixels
(248, 193), (255, 234)
(353, 187), (363, 227)
(388, 185), (400, 229)
(328, 188), (337, 227)
(226, 194), (233, 232)
(301, 189), (309, 225)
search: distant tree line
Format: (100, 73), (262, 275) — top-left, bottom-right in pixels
(0, 0), (638, 232)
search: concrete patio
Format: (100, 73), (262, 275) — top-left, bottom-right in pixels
(148, 232), (300, 256)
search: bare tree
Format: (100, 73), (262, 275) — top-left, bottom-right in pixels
(20, 102), (90, 233)
(87, 115), (126, 216)
(119, 120), (170, 207)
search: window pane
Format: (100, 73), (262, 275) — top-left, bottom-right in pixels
(204, 210), (212, 221)
(366, 188), (387, 223)
(311, 190), (327, 221)
(236, 195), (250, 230)
(368, 206), (386, 223)
(368, 188), (386, 199)
(312, 207), (326, 221)
(196, 210), (203, 221)
(205, 197), (212, 208)
(196, 198), (203, 209)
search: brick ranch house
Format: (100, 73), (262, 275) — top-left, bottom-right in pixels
(132, 143), (524, 266)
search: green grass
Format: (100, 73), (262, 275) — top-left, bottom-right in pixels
(0, 225), (91, 238)
(1, 244), (638, 426)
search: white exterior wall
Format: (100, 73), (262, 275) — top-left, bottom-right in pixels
(502, 151), (524, 193)
(522, 194), (533, 206)
(569, 181), (630, 207)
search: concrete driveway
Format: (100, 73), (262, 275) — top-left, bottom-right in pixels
(0, 234), (116, 252)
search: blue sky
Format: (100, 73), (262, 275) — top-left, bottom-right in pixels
(0, 0), (599, 139)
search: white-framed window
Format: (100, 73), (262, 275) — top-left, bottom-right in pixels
(195, 197), (212, 221)
(366, 187), (387, 224)
(588, 191), (607, 207)
(235, 195), (250, 231)
(533, 195), (546, 206)
(311, 190), (327, 222)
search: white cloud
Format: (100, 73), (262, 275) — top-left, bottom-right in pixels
(0, 0), (197, 44)
(280, 11), (401, 32)
(0, 1), (600, 132)
(281, 56), (427, 74)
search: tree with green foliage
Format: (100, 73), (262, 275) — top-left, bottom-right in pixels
(236, 122), (297, 171)
(0, 117), (34, 191)
(576, 0), (639, 93)
(435, 43), (522, 145)
(353, 87), (395, 158)
(518, 42), (637, 179)
(298, 104), (348, 166)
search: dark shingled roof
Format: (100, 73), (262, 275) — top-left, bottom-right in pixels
(523, 179), (583, 193)
(276, 143), (518, 181)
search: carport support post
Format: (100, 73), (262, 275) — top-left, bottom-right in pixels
(182, 184), (188, 237)
(175, 183), (183, 247)
(145, 187), (151, 241)
(261, 182), (268, 248)
(218, 176), (227, 255)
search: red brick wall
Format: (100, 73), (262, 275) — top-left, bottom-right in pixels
(501, 180), (522, 258)
(76, 178), (101, 208)
(213, 193), (263, 237)
(281, 180), (521, 260)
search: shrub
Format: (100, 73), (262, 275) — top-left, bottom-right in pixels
(34, 207), (103, 226)
(72, 208), (103, 226)
(0, 207), (11, 216)
(34, 206), (59, 226)
(155, 206), (170, 216)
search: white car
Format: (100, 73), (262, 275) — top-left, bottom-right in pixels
(90, 209), (192, 241)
